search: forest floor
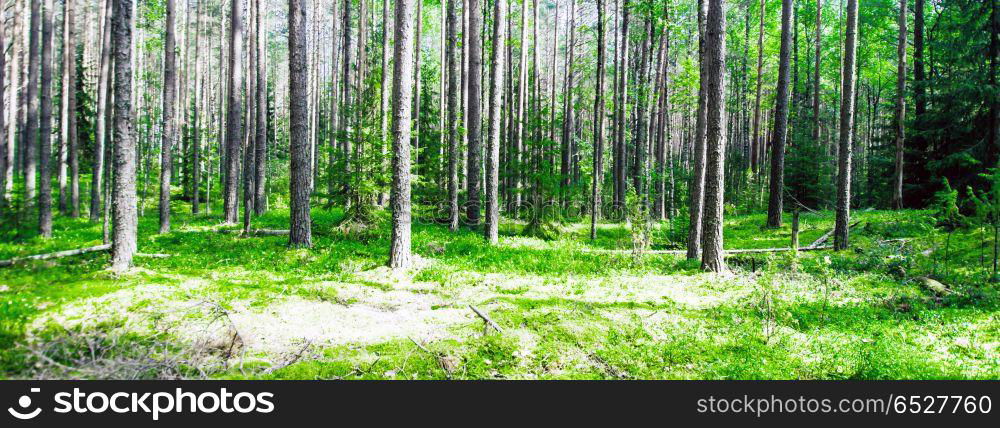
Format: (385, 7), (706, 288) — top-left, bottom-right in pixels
(0, 200), (997, 379)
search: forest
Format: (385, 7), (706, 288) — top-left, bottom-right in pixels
(0, 0), (997, 380)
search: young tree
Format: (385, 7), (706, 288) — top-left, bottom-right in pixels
(288, 0), (311, 247)
(701, 0), (727, 273)
(485, 0), (507, 243)
(891, 0), (906, 209)
(223, 0), (244, 224)
(591, 0), (607, 241)
(834, 0), (858, 251)
(38, 0), (56, 237)
(110, 0), (136, 272)
(766, 0), (794, 228)
(388, 0), (417, 267)
(159, 0), (177, 234)
(465, 0), (483, 225)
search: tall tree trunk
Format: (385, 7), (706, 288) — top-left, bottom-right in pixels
(38, 0), (55, 237)
(288, 0), (311, 247)
(0, 8), (7, 209)
(380, 0), (391, 173)
(25, 0), (40, 205)
(766, 0), (793, 228)
(813, 0), (821, 147)
(834, 0), (858, 251)
(465, 0), (482, 225)
(485, 0), (507, 243)
(613, 0), (629, 211)
(750, 0), (764, 174)
(159, 0), (177, 234)
(891, 0), (906, 209)
(389, 0), (417, 267)
(62, 0), (78, 217)
(701, 0), (727, 273)
(687, 0), (706, 259)
(913, 0), (925, 121)
(591, 0), (607, 240)
(254, 0), (267, 215)
(340, 0), (352, 200)
(110, 0), (135, 272)
(192, 0), (203, 214)
(223, 0), (243, 223)
(412, 0), (422, 168)
(446, 0), (459, 230)
(561, 0), (576, 206)
(513, 0), (528, 213)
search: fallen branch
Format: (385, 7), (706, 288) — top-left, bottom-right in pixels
(807, 220), (863, 249)
(0, 244), (111, 267)
(136, 253), (171, 258)
(469, 305), (505, 334)
(218, 229), (290, 236)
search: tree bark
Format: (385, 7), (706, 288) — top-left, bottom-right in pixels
(913, 0), (925, 120)
(192, 0), (204, 214)
(288, 0), (311, 247)
(813, 0), (821, 148)
(750, 0), (764, 173)
(110, 0), (136, 272)
(834, 0), (858, 251)
(223, 0), (244, 224)
(591, 0), (607, 241)
(484, 0), (507, 243)
(465, 0), (482, 225)
(159, 0), (177, 234)
(701, 0), (727, 273)
(62, 0), (78, 217)
(24, 0), (40, 206)
(254, 0), (267, 215)
(0, 9), (6, 209)
(389, 0), (417, 267)
(38, 0), (55, 237)
(446, 0), (460, 231)
(613, 0), (629, 212)
(561, 0), (576, 207)
(766, 0), (794, 228)
(687, 0), (707, 259)
(891, 0), (906, 210)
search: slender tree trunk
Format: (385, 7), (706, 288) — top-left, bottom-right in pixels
(192, 0), (203, 214)
(766, 0), (793, 228)
(560, 0), (576, 207)
(38, 0), (55, 237)
(891, 0), (906, 209)
(254, 0), (267, 215)
(446, 0), (460, 230)
(381, 0), (391, 171)
(159, 0), (177, 234)
(591, 0), (607, 240)
(389, 0), (417, 267)
(110, 0), (135, 272)
(340, 0), (352, 200)
(701, 0), (727, 272)
(0, 9), (7, 209)
(834, 0), (858, 251)
(25, 0), (40, 206)
(687, 0), (706, 259)
(613, 0), (629, 211)
(465, 0), (482, 225)
(513, 0), (528, 213)
(62, 0), (78, 217)
(813, 0), (821, 147)
(223, 0), (243, 223)
(484, 0), (507, 243)
(913, 0), (925, 120)
(289, 0), (311, 247)
(750, 0), (764, 173)
(412, 0), (422, 168)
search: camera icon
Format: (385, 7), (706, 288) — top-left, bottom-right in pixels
(8, 388), (42, 420)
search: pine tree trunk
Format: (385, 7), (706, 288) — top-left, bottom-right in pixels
(484, 0), (507, 244)
(750, 0), (764, 174)
(110, 0), (136, 272)
(465, 0), (482, 225)
(288, 0), (311, 247)
(834, 0), (858, 251)
(192, 0), (203, 214)
(913, 0), (925, 120)
(340, 0), (353, 201)
(62, 0), (78, 217)
(223, 0), (243, 224)
(766, 0), (793, 228)
(561, 0), (576, 207)
(613, 0), (629, 212)
(687, 0), (707, 259)
(813, 0), (821, 148)
(701, 0), (727, 273)
(446, 0), (460, 231)
(24, 0), (40, 206)
(37, 0), (55, 237)
(254, 0), (267, 215)
(0, 10), (7, 209)
(159, 0), (177, 234)
(591, 0), (607, 240)
(389, 0), (417, 267)
(891, 0), (906, 210)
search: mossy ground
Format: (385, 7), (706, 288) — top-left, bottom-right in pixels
(0, 199), (997, 379)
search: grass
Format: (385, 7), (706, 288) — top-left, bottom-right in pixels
(0, 195), (997, 380)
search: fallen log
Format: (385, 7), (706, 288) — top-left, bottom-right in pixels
(807, 220), (862, 249)
(581, 245), (833, 255)
(218, 229), (290, 236)
(0, 244), (112, 267)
